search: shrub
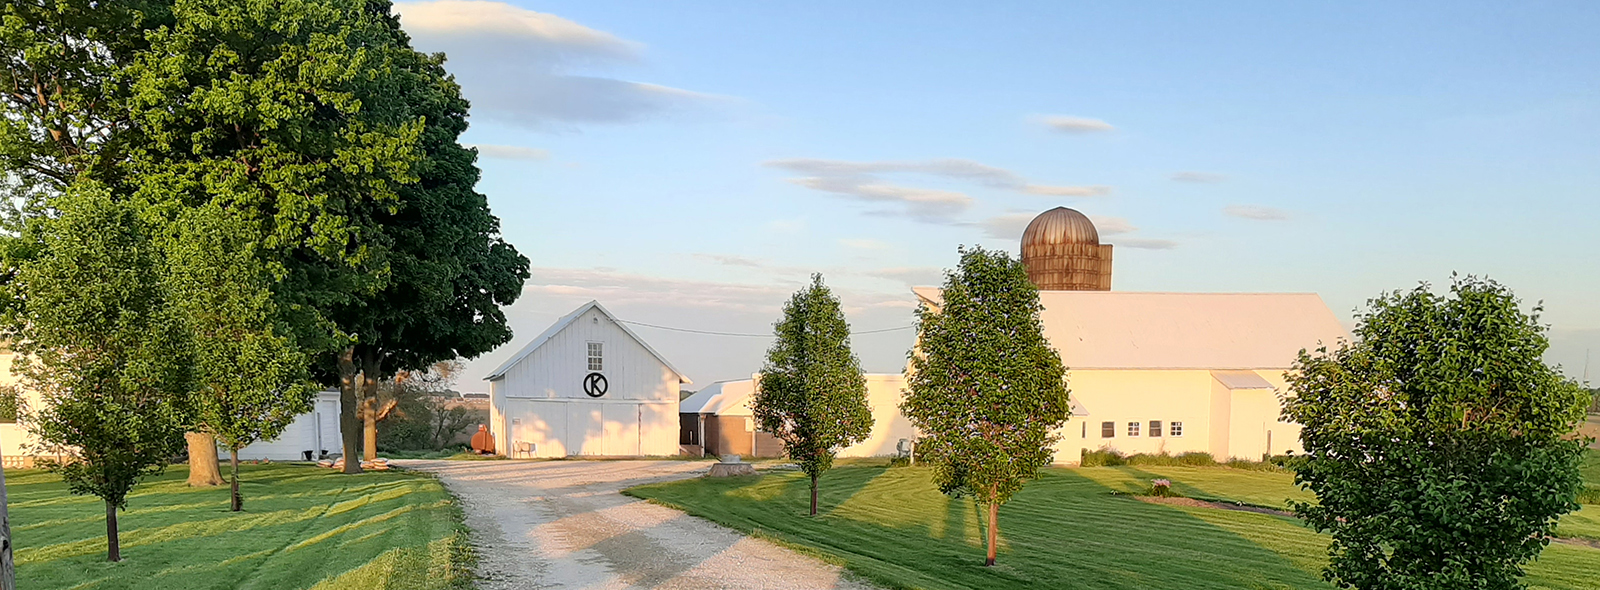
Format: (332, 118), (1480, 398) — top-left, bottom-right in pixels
(1578, 486), (1600, 505)
(1176, 452), (1216, 466)
(1080, 448), (1126, 467)
(1150, 478), (1176, 497)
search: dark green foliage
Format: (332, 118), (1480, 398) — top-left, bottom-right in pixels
(0, 385), (20, 423)
(1283, 276), (1591, 590)
(377, 363), (484, 452)
(902, 246), (1070, 565)
(7, 186), (191, 561)
(752, 274), (874, 515)
(1080, 450), (1230, 468)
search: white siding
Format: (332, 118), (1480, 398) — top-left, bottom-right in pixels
(489, 303), (684, 457)
(236, 390), (342, 461)
(503, 399), (676, 458)
(496, 307), (679, 403)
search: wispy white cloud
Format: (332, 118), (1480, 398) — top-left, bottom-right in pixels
(1037, 115), (1115, 133)
(1088, 215), (1137, 236)
(977, 212), (1178, 248)
(1224, 205), (1292, 221)
(1117, 238), (1179, 250)
(766, 157), (1108, 223)
(693, 253), (765, 268)
(1022, 184), (1114, 197)
(977, 213), (1038, 239)
(866, 267), (945, 286)
(1170, 171), (1227, 183)
(765, 218), (806, 234)
(468, 144), (550, 161)
(839, 238), (891, 250)
(395, 0), (720, 129)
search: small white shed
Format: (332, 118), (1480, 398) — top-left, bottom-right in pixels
(486, 301), (690, 458)
(235, 389), (343, 461)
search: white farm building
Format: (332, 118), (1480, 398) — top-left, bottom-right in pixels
(486, 301), (689, 458)
(234, 389), (342, 462)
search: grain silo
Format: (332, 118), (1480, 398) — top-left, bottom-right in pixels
(1020, 207), (1112, 291)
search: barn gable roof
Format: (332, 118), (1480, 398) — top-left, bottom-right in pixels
(484, 300), (690, 383)
(913, 289), (1349, 370)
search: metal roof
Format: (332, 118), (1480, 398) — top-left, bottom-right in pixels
(1211, 370), (1276, 390)
(483, 300), (690, 383)
(913, 289), (1348, 370)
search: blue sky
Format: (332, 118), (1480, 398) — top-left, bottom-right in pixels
(392, 1), (1600, 391)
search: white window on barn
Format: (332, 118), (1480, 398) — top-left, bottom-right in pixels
(1170, 421), (1184, 437)
(1101, 421), (1115, 438)
(1149, 420), (1163, 437)
(1127, 421), (1141, 437)
(587, 342), (603, 371)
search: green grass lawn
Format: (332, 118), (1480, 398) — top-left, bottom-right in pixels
(8, 464), (473, 590)
(626, 464), (1600, 590)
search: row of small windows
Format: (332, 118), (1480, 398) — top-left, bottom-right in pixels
(1094, 420), (1182, 438)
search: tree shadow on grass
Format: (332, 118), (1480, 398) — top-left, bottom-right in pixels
(647, 464), (1339, 590)
(13, 466), (460, 590)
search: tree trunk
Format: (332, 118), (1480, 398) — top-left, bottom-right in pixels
(2, 448), (16, 590)
(810, 473), (818, 516)
(105, 500), (120, 562)
(185, 432), (223, 487)
(362, 398), (377, 462)
(338, 346), (363, 474)
(985, 501), (999, 567)
(229, 448), (242, 512)
(360, 353), (382, 461)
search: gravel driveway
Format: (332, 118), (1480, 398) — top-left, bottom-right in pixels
(396, 459), (878, 590)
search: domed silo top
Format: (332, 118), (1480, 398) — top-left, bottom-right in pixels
(1020, 207), (1113, 291)
(1022, 207), (1100, 247)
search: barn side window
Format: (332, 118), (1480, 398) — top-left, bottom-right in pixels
(587, 342), (603, 371)
(1100, 421), (1115, 438)
(1127, 421), (1141, 437)
(1149, 420), (1163, 437)
(1170, 421), (1184, 437)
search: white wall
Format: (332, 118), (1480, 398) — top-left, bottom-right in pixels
(839, 375), (918, 458)
(236, 391), (342, 461)
(1056, 369), (1218, 463)
(491, 305), (682, 457)
(494, 307), (680, 402)
(1056, 368), (1301, 464)
(503, 399), (677, 457)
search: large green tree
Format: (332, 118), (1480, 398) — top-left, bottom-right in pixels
(1, 0), (434, 478)
(902, 246), (1070, 567)
(752, 274), (874, 516)
(163, 203), (317, 511)
(318, 2), (528, 470)
(9, 184), (190, 562)
(1283, 276), (1590, 590)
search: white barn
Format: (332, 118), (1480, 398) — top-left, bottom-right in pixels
(911, 287), (1349, 464)
(486, 300), (689, 458)
(1, 351), (343, 465)
(679, 374), (918, 459)
(235, 389), (342, 461)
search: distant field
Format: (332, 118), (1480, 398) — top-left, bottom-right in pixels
(8, 464), (472, 590)
(627, 462), (1600, 590)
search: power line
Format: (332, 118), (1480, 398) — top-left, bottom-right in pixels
(612, 318), (914, 338)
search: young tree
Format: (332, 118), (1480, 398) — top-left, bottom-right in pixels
(752, 274), (874, 516)
(10, 185), (190, 562)
(164, 204), (316, 511)
(1283, 276), (1590, 590)
(902, 246), (1070, 567)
